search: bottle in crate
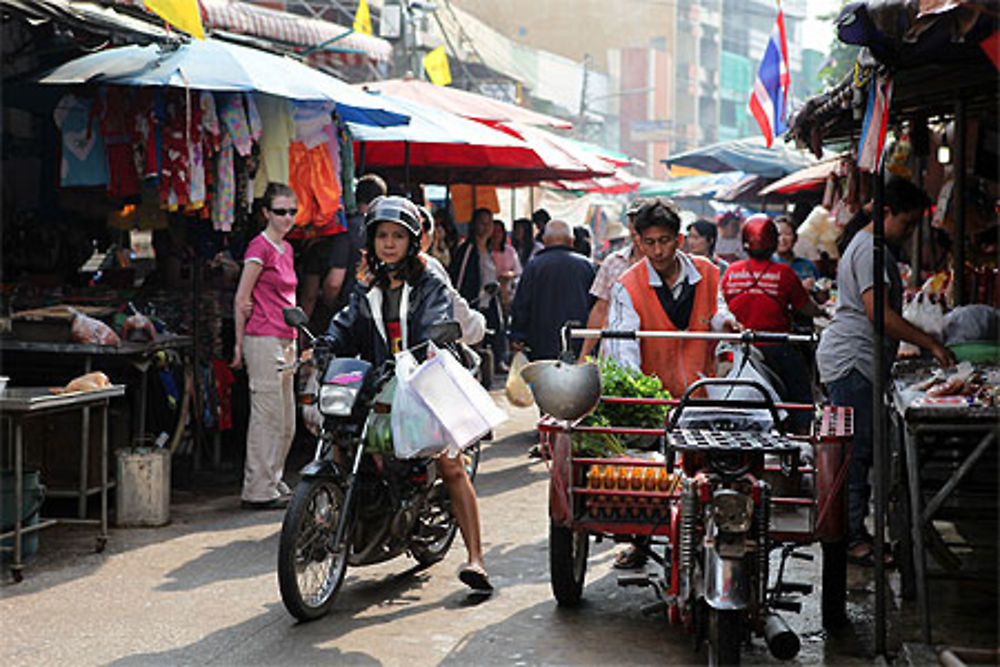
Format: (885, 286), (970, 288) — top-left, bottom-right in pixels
(614, 465), (629, 519)
(629, 466), (645, 518)
(585, 465), (602, 518)
(601, 465), (617, 518)
(643, 467), (659, 519)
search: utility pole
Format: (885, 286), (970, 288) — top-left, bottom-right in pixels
(577, 53), (591, 140)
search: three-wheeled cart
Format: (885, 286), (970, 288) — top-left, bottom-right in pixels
(536, 329), (853, 664)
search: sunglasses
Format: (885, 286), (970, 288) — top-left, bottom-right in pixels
(269, 207), (298, 217)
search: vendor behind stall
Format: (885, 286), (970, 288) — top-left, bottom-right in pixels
(817, 177), (956, 567)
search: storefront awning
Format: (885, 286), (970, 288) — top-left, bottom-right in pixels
(111, 0), (393, 66)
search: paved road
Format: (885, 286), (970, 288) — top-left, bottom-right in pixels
(2, 392), (880, 666)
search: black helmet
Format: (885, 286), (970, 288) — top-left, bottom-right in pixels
(365, 196), (421, 239)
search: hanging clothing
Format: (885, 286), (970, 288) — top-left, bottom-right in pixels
(287, 141), (343, 238)
(158, 91), (192, 210)
(212, 93), (254, 231)
(339, 122), (357, 213)
(53, 93), (109, 187)
(253, 95), (295, 198)
(95, 87), (140, 199)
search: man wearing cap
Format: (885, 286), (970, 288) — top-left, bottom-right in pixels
(720, 214), (823, 433)
(606, 198), (738, 399)
(578, 198), (646, 361)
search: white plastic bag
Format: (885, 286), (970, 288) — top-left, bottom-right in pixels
(409, 342), (507, 452)
(505, 350), (534, 407)
(390, 350), (450, 459)
(900, 293), (946, 356)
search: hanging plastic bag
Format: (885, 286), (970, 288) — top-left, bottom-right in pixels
(505, 350), (534, 407)
(390, 349), (450, 459)
(408, 342), (507, 454)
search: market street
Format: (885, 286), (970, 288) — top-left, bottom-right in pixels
(1, 391), (886, 667)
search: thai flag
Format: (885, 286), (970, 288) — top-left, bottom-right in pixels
(748, 9), (790, 148)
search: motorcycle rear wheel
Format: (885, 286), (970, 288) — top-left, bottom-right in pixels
(708, 607), (742, 666)
(278, 479), (348, 621)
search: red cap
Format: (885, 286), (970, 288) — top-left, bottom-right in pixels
(741, 214), (778, 254)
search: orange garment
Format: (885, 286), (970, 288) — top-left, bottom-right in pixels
(619, 256), (720, 398)
(288, 141), (342, 239)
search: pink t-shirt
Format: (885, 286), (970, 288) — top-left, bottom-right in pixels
(244, 232), (297, 339)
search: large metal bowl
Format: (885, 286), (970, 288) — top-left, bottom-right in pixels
(520, 360), (601, 421)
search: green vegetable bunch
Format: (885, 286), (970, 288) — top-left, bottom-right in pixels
(573, 356), (671, 457)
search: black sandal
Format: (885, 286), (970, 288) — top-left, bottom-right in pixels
(613, 545), (648, 570)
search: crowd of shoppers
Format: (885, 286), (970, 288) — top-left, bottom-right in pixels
(230, 172), (956, 606)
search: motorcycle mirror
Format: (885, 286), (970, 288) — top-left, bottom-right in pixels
(426, 320), (461, 346)
(283, 307), (309, 328)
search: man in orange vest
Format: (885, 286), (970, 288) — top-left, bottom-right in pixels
(604, 197), (737, 570)
(606, 198), (738, 399)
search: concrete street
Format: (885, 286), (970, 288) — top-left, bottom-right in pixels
(3, 391), (886, 666)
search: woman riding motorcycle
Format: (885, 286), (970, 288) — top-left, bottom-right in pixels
(315, 195), (492, 591)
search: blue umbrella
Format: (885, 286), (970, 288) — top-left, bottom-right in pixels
(662, 136), (816, 178)
(37, 38), (408, 127)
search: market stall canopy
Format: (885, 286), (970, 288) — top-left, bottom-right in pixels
(788, 0), (999, 151)
(639, 171), (744, 198)
(363, 77), (573, 130)
(662, 136), (817, 178)
(111, 0), (392, 66)
(348, 93), (606, 186)
(36, 37), (409, 126)
(0, 0), (169, 45)
(758, 157), (848, 196)
(713, 174), (775, 204)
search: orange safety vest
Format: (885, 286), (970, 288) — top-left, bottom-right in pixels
(619, 256), (720, 398)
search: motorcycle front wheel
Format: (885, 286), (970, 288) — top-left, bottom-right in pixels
(708, 607), (742, 666)
(278, 479), (348, 621)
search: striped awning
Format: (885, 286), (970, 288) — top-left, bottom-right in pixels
(114, 0), (392, 66)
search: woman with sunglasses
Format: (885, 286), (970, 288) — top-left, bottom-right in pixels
(231, 183), (300, 510)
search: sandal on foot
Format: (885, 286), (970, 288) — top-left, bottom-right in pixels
(613, 545), (648, 570)
(459, 563), (494, 591)
(847, 539), (894, 567)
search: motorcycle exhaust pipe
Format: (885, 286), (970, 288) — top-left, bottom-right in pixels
(763, 612), (800, 660)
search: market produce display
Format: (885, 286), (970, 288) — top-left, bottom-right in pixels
(572, 356), (671, 457)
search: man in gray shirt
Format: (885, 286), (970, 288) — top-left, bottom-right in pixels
(817, 178), (953, 579)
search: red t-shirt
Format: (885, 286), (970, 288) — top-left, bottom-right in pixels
(721, 258), (808, 332)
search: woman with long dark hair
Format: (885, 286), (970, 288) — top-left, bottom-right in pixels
(319, 195), (492, 591)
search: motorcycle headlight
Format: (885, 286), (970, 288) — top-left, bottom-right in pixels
(712, 489), (753, 533)
(319, 384), (359, 416)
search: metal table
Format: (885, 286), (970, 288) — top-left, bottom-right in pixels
(0, 335), (192, 444)
(890, 361), (999, 644)
(0, 385), (125, 582)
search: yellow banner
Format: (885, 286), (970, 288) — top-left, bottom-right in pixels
(144, 0), (205, 39)
(353, 0), (372, 36)
(423, 46), (452, 87)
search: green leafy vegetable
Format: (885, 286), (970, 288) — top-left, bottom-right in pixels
(572, 356), (671, 458)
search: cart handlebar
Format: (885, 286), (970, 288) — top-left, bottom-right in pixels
(568, 328), (816, 344)
(667, 377), (784, 435)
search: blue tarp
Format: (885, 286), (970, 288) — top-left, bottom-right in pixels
(661, 136), (816, 178)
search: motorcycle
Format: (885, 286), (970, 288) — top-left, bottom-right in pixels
(276, 306), (480, 621)
(669, 376), (808, 665)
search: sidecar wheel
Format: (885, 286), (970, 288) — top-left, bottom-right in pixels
(278, 479), (348, 622)
(550, 521), (588, 606)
